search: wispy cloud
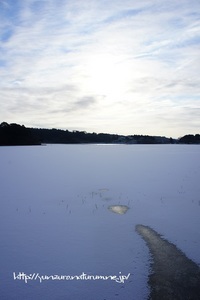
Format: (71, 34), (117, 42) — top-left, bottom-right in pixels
(0, 0), (199, 137)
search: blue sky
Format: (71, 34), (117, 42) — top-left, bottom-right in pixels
(0, 0), (199, 137)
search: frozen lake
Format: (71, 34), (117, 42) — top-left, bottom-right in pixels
(0, 144), (199, 299)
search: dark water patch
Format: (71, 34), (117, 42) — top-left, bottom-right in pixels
(136, 224), (200, 300)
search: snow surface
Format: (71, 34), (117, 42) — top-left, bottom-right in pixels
(0, 144), (199, 300)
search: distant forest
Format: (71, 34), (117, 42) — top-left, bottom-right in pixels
(0, 122), (200, 146)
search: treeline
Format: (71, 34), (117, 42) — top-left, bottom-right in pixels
(32, 127), (173, 144)
(0, 122), (40, 146)
(0, 122), (199, 145)
(178, 134), (200, 144)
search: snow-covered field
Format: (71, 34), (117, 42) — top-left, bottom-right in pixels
(0, 144), (199, 300)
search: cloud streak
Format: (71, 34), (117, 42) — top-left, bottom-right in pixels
(0, 0), (199, 137)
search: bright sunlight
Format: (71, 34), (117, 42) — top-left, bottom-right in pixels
(84, 53), (132, 100)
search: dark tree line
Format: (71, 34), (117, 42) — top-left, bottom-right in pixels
(31, 128), (119, 144)
(0, 122), (199, 145)
(178, 134), (200, 144)
(0, 122), (41, 146)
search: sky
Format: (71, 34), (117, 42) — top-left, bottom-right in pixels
(0, 0), (199, 138)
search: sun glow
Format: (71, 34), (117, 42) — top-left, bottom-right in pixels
(84, 54), (131, 99)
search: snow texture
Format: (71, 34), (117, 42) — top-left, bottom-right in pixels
(0, 144), (199, 299)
